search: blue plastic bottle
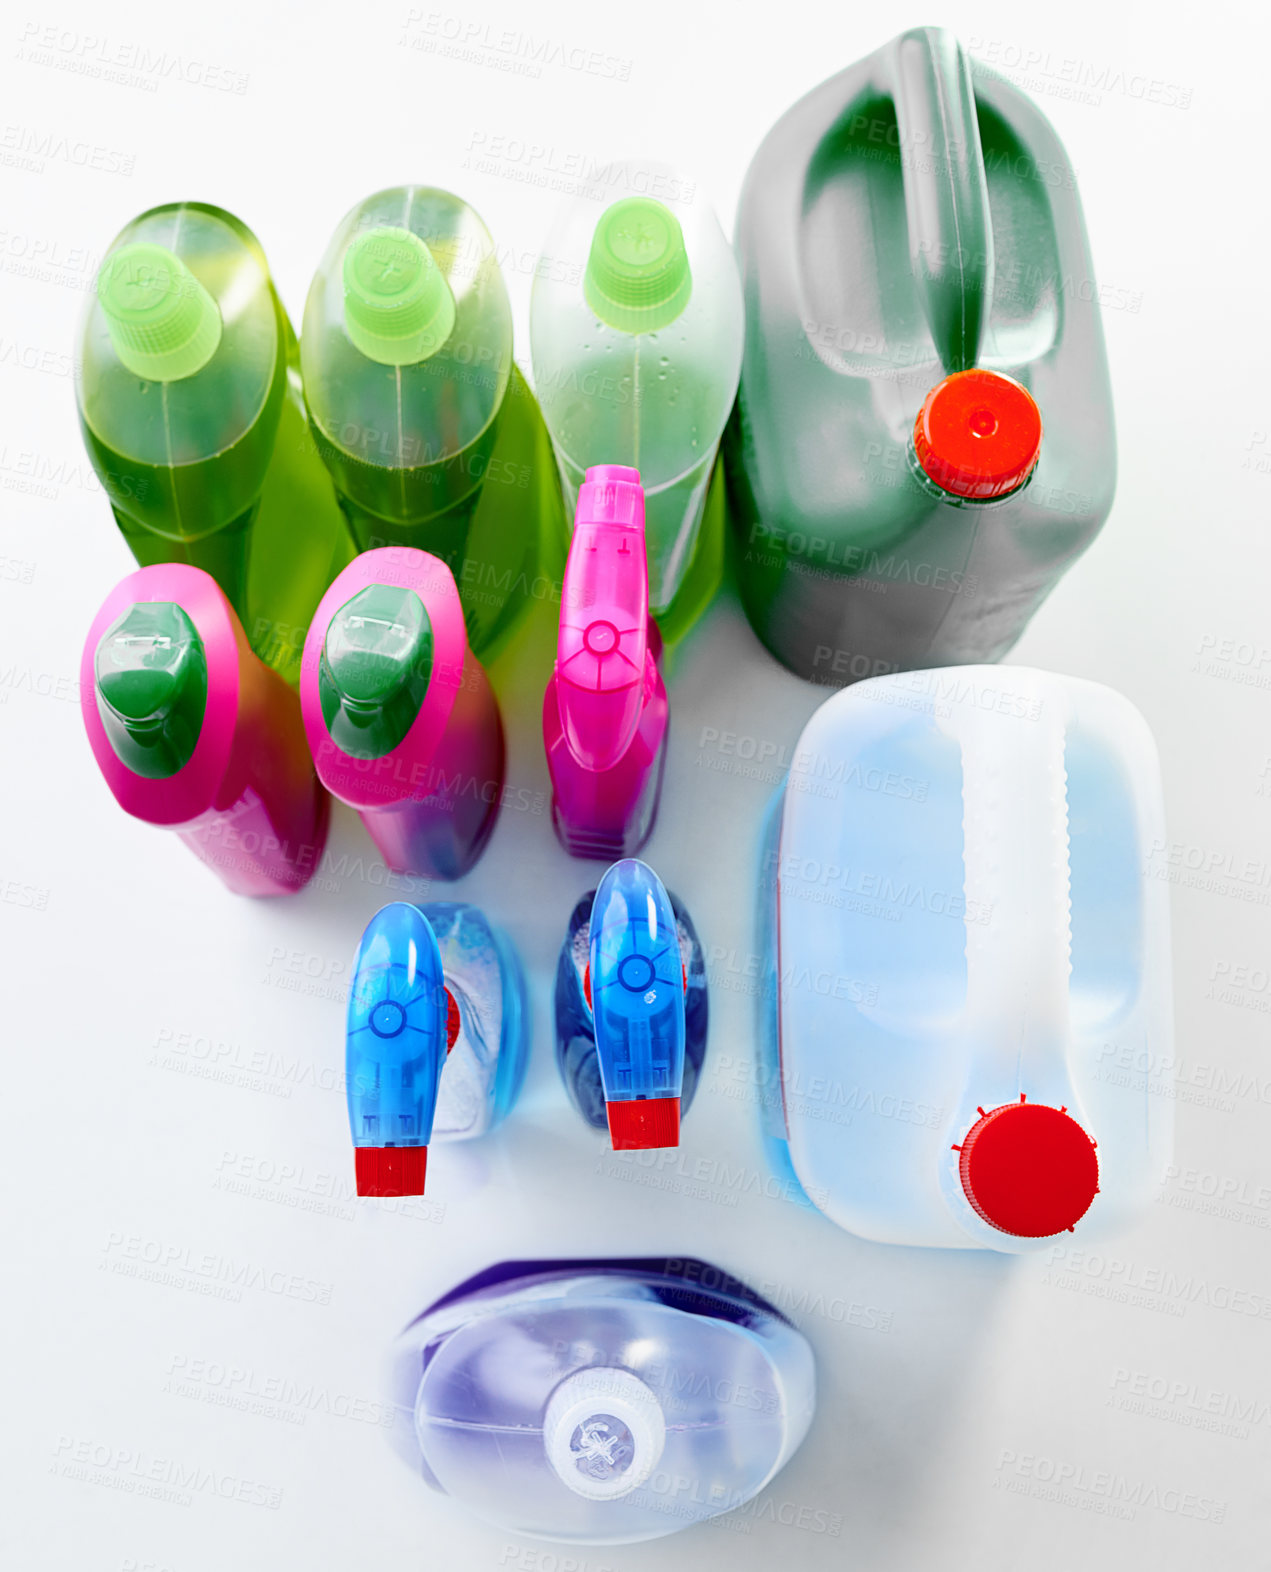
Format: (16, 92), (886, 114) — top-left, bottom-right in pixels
(386, 1258), (816, 1543)
(346, 901), (528, 1195)
(555, 860), (708, 1150)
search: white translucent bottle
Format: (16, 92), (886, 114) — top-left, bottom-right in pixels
(530, 161), (743, 623)
(387, 1258), (815, 1543)
(762, 666), (1174, 1252)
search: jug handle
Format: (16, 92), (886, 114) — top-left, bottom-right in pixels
(937, 673), (1074, 1102)
(891, 27), (995, 372)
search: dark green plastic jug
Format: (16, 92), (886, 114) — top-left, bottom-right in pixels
(724, 27), (1116, 684)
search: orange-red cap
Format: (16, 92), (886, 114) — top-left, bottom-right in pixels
(355, 1145), (428, 1197)
(913, 369), (1042, 500)
(956, 1097), (1098, 1236)
(606, 1097), (680, 1151)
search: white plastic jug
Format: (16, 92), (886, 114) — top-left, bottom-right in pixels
(760, 666), (1173, 1252)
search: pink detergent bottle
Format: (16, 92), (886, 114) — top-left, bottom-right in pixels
(81, 564), (329, 895)
(301, 547), (505, 880)
(543, 466), (668, 859)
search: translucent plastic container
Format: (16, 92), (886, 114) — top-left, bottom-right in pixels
(75, 204), (354, 686)
(300, 547), (504, 881)
(301, 188), (562, 656)
(725, 28), (1116, 682)
(555, 862), (708, 1148)
(80, 564), (328, 896)
(387, 1258), (815, 1543)
(543, 466), (668, 859)
(530, 160), (743, 632)
(346, 901), (528, 1196)
(761, 666), (1172, 1251)
(427, 901), (529, 1141)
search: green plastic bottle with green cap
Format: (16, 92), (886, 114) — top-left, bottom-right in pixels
(76, 203), (356, 687)
(530, 162), (744, 642)
(301, 188), (564, 661)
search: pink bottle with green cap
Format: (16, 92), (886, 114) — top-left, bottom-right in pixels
(81, 564), (329, 895)
(543, 466), (668, 860)
(301, 547), (504, 880)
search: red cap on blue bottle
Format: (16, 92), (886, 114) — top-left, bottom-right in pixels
(606, 1097), (681, 1151)
(355, 1145), (428, 1197)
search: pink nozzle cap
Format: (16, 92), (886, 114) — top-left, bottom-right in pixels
(577, 464), (644, 528)
(555, 466), (650, 771)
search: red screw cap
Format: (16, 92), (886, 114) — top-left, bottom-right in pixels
(606, 1097), (680, 1151)
(355, 1145), (428, 1198)
(913, 369), (1042, 500)
(956, 1098), (1098, 1237)
(445, 986), (460, 1052)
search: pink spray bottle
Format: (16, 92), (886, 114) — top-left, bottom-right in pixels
(543, 465), (669, 859)
(81, 564), (329, 895)
(301, 547), (505, 881)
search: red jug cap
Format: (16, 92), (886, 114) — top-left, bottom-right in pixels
(913, 369), (1042, 500)
(445, 986), (460, 1052)
(956, 1098), (1098, 1236)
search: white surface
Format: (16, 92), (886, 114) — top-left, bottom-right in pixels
(2, 3), (1268, 1568)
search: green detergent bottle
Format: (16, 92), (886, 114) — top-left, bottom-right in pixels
(75, 204), (356, 687)
(301, 189), (564, 660)
(724, 28), (1116, 683)
(530, 161), (744, 643)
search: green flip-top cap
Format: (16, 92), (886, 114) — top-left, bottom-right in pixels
(96, 242), (223, 381)
(95, 602), (208, 778)
(342, 226), (457, 366)
(584, 197), (692, 335)
(319, 584), (434, 759)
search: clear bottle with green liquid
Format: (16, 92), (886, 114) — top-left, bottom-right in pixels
(301, 188), (564, 659)
(530, 161), (743, 644)
(75, 203), (356, 687)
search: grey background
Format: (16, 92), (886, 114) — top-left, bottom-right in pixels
(2, 2), (1268, 1568)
